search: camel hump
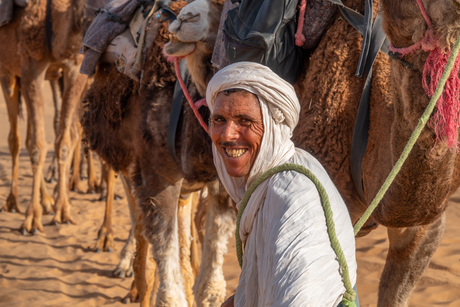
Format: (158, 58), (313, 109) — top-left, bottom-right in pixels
(17, 0), (47, 60)
(16, 0), (85, 61)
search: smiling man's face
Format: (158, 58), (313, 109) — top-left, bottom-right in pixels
(210, 90), (264, 180)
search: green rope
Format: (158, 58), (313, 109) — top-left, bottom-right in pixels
(353, 32), (460, 236)
(235, 163), (357, 306)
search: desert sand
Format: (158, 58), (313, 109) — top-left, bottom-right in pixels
(0, 83), (460, 307)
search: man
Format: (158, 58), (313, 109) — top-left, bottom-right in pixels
(206, 62), (358, 307)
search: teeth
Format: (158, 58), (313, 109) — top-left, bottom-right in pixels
(225, 149), (247, 158)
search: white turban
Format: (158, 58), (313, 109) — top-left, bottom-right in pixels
(206, 62), (300, 242)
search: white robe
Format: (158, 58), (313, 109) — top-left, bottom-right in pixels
(235, 149), (357, 307)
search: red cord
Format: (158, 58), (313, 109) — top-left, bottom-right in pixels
(174, 58), (209, 133)
(295, 0), (307, 47)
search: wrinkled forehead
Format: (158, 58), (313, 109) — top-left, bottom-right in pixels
(211, 90), (266, 125)
(213, 89), (260, 110)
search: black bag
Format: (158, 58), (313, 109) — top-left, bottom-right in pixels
(223, 0), (303, 85)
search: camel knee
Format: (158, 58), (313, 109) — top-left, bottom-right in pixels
(7, 131), (20, 155)
(58, 144), (70, 162)
(30, 148), (44, 166)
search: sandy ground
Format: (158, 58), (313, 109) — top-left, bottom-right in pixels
(0, 84), (460, 307)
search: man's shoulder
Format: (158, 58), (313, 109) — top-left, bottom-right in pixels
(266, 170), (320, 205)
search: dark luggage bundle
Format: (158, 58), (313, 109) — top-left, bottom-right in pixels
(223, 0), (304, 85)
(222, 0), (338, 85)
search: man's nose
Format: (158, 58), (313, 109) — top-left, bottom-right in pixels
(222, 121), (239, 140)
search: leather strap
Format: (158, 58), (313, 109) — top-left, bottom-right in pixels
(167, 59), (188, 166)
(327, 0), (389, 201)
(350, 11), (388, 200)
(45, 0), (53, 52)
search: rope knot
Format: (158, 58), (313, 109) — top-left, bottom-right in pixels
(421, 27), (440, 52)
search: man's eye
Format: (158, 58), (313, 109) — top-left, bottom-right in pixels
(212, 118), (225, 124)
(240, 119), (252, 125)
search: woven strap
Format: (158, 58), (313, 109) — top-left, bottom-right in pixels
(235, 163), (357, 306)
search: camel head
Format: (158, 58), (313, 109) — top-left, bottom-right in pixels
(382, 0), (460, 57)
(164, 0), (223, 95)
(382, 0), (460, 149)
(164, 0), (215, 56)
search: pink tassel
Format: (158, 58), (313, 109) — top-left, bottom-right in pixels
(423, 47), (460, 150)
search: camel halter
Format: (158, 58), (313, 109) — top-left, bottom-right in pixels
(165, 45), (210, 133)
(388, 0), (438, 56)
(389, 0), (460, 149)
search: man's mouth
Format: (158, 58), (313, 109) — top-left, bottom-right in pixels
(225, 148), (247, 158)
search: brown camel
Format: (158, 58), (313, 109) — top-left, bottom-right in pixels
(0, 0), (90, 233)
(82, 1), (235, 306)
(164, 0), (460, 305)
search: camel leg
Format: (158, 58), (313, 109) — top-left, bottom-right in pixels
(86, 150), (100, 193)
(52, 58), (87, 225)
(97, 164), (122, 201)
(113, 174), (137, 278)
(0, 74), (21, 213)
(178, 193), (195, 306)
(378, 212), (446, 307)
(127, 214), (156, 306)
(50, 78), (62, 137)
(195, 189), (208, 246)
(40, 175), (55, 214)
(25, 113), (55, 215)
(190, 192), (200, 277)
(141, 179), (187, 306)
(45, 78), (62, 184)
(19, 57), (50, 233)
(94, 164), (115, 252)
(194, 181), (235, 307)
(69, 121), (85, 193)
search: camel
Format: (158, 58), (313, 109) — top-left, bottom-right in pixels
(164, 0), (460, 305)
(81, 1), (235, 306)
(0, 0), (92, 233)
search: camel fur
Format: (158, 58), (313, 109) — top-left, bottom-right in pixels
(82, 1), (235, 305)
(164, 0), (460, 306)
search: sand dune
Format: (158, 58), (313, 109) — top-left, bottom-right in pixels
(1, 84), (460, 306)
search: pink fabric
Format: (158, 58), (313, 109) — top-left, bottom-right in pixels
(423, 48), (460, 149)
(195, 98), (208, 108)
(295, 0), (307, 47)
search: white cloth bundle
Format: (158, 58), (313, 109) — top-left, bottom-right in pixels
(206, 62), (357, 306)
